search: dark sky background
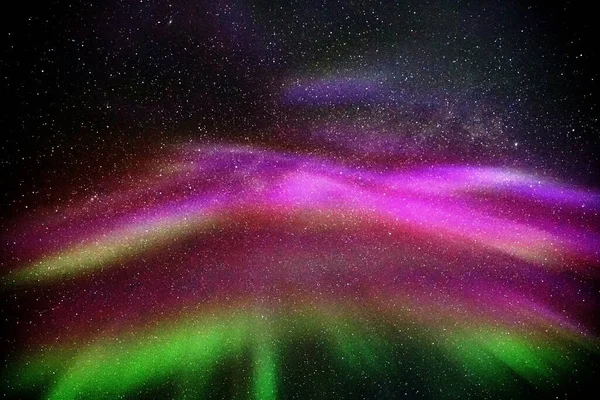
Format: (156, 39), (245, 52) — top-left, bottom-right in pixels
(1, 0), (598, 217)
(0, 2), (599, 399)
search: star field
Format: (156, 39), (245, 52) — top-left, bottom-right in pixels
(1, 1), (598, 399)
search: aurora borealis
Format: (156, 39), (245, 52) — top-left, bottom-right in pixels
(2, 144), (599, 398)
(2, 1), (599, 399)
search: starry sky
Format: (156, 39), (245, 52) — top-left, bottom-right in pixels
(1, 1), (599, 399)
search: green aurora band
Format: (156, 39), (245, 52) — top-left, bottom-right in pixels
(6, 305), (598, 399)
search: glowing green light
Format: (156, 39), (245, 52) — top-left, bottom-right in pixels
(6, 212), (217, 285)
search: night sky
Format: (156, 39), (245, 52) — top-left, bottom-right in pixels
(1, 1), (599, 399)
